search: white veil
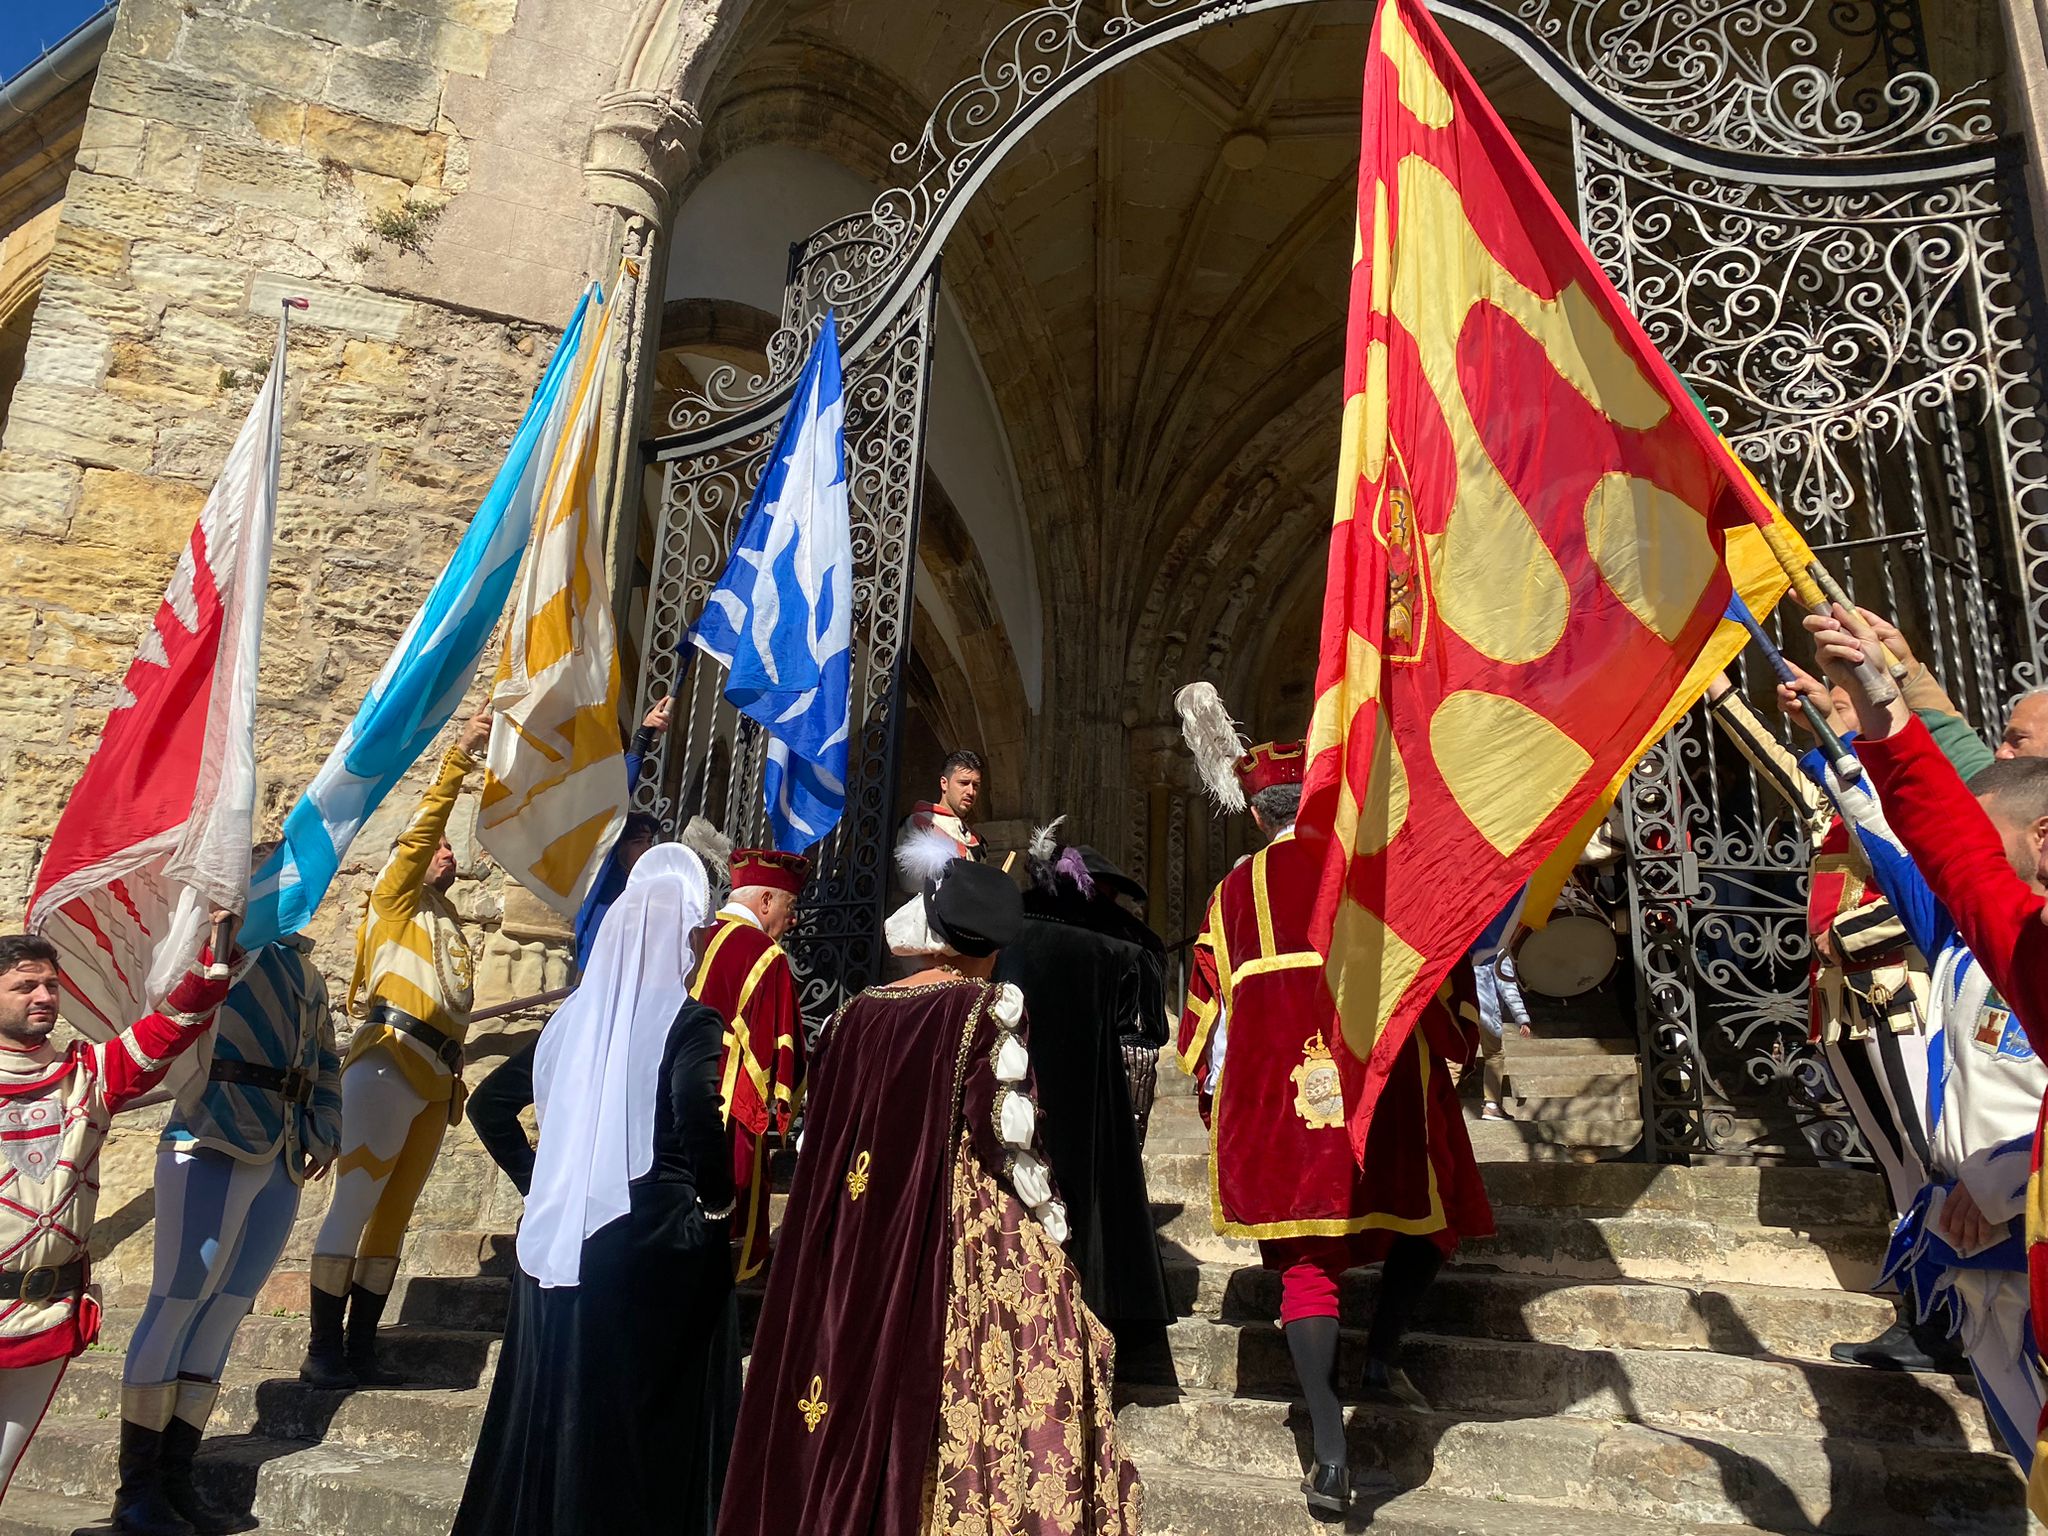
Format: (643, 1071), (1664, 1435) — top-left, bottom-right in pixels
(518, 842), (710, 1288)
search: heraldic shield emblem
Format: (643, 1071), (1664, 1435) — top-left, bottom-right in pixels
(0, 1100), (62, 1182)
(1291, 1035), (1345, 1131)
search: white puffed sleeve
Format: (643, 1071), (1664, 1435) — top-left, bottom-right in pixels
(993, 1033), (1029, 1084)
(1039, 1199), (1070, 1244)
(998, 1088), (1036, 1147)
(990, 983), (1024, 1027)
(1012, 1151), (1053, 1209)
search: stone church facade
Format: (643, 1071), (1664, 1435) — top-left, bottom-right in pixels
(0, 0), (2045, 1200)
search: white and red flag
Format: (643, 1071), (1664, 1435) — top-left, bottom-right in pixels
(26, 311), (290, 1034)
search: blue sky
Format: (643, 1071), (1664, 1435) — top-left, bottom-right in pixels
(0, 1), (111, 87)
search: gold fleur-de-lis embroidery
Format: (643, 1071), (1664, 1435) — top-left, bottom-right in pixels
(799, 1375), (829, 1432)
(845, 1150), (871, 1201)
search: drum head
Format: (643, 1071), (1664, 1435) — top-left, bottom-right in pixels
(1513, 914), (1619, 1000)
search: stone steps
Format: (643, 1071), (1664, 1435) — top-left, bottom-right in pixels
(1152, 1202), (1886, 1289)
(1167, 1260), (1899, 1363)
(1137, 1465), (1790, 1536)
(11, 1419), (467, 1536)
(1113, 1393), (2025, 1535)
(1147, 1318), (1997, 1453)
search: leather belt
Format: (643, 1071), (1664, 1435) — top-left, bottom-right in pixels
(373, 1005), (463, 1072)
(209, 1058), (313, 1104)
(0, 1260), (85, 1303)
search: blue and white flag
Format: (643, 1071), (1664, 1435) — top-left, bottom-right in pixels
(241, 286), (600, 949)
(690, 314), (852, 852)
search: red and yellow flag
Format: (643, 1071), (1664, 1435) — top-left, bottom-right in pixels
(1302, 0), (1775, 1159)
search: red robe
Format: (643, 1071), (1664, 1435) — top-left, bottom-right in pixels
(1859, 716), (2048, 1521)
(691, 910), (806, 1281)
(1177, 830), (1492, 1256)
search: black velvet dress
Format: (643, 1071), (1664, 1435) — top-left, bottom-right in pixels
(993, 891), (1174, 1332)
(451, 998), (740, 1536)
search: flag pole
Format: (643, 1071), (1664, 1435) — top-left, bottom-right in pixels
(1725, 594), (1863, 786)
(210, 293), (306, 977)
(1754, 518), (1899, 708)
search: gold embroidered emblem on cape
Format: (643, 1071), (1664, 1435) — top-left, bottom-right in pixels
(844, 1150), (871, 1201)
(798, 1375), (829, 1432)
(1291, 1034), (1344, 1130)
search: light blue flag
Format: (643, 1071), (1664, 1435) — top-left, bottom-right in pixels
(241, 287), (598, 949)
(690, 314), (852, 852)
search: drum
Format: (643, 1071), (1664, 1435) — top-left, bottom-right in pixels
(1512, 887), (1619, 1001)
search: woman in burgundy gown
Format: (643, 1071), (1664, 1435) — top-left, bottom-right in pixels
(719, 841), (1142, 1536)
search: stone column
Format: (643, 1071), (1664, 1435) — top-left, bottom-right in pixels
(581, 90), (704, 694)
(2000, 0), (2048, 286)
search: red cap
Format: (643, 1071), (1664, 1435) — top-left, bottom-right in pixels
(729, 848), (811, 897)
(1233, 741), (1306, 797)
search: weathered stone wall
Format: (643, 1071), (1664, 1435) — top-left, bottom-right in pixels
(0, 0), (695, 1290)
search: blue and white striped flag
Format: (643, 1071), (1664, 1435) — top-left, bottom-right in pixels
(240, 286), (600, 949)
(690, 314), (852, 852)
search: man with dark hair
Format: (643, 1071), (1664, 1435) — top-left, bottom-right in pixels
(1177, 739), (1492, 1518)
(901, 749), (987, 862)
(0, 929), (236, 1529)
(1805, 608), (2048, 1488)
(117, 842), (344, 1535)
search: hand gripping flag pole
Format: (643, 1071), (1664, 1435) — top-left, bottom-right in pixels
(1723, 592), (1864, 787)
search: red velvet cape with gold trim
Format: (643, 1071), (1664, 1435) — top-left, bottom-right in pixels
(1178, 831), (1492, 1252)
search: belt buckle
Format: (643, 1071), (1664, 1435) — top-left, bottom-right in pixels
(20, 1265), (61, 1304)
(281, 1066), (308, 1102)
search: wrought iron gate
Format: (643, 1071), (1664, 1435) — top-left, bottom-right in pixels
(634, 0), (2046, 1067)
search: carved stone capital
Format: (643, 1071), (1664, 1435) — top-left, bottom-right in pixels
(583, 90), (703, 224)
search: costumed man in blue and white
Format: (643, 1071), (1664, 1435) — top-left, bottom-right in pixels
(119, 853), (343, 1536)
(1789, 667), (2048, 1468)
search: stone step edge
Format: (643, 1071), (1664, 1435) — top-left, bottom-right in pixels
(1137, 1458), (1798, 1536)
(0, 1481), (318, 1536)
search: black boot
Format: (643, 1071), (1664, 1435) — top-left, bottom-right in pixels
(159, 1386), (255, 1536)
(1362, 1235), (1442, 1410)
(111, 1420), (197, 1536)
(1830, 1314), (1968, 1374)
(1300, 1460), (1351, 1518)
(299, 1284), (357, 1389)
(346, 1282), (406, 1386)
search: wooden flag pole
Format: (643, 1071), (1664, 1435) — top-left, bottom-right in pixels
(1805, 562), (1912, 682)
(1755, 519), (1898, 707)
(1725, 600), (1864, 786)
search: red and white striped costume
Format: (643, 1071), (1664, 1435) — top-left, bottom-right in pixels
(0, 962), (231, 1369)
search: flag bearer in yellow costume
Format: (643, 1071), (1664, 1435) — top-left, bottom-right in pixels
(300, 710), (491, 1389)
(691, 848), (811, 1281)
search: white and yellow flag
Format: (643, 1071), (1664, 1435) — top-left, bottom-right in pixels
(478, 280), (627, 915)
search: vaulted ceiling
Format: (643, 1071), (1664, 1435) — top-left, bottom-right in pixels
(666, 0), (2014, 762)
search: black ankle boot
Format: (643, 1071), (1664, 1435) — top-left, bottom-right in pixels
(1830, 1315), (1969, 1374)
(298, 1286), (357, 1390)
(158, 1414), (254, 1535)
(111, 1420), (197, 1536)
(1301, 1460), (1351, 1517)
(345, 1282), (406, 1386)
(1361, 1356), (1431, 1411)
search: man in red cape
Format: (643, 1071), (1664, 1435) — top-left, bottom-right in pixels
(1177, 736), (1492, 1518)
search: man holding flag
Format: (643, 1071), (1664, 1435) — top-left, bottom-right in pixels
(301, 709), (490, 1391)
(1302, 0), (1785, 1185)
(22, 303), (292, 1531)
(1174, 707), (1491, 1518)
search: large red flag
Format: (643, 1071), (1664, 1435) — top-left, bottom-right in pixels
(1301, 0), (1773, 1159)
(26, 319), (286, 1037)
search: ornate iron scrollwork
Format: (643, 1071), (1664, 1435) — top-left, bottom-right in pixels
(636, 0), (2043, 1154)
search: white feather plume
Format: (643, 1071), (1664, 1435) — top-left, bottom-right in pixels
(1028, 814), (1067, 864)
(677, 816), (731, 882)
(894, 824), (960, 889)
(1174, 681), (1249, 812)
